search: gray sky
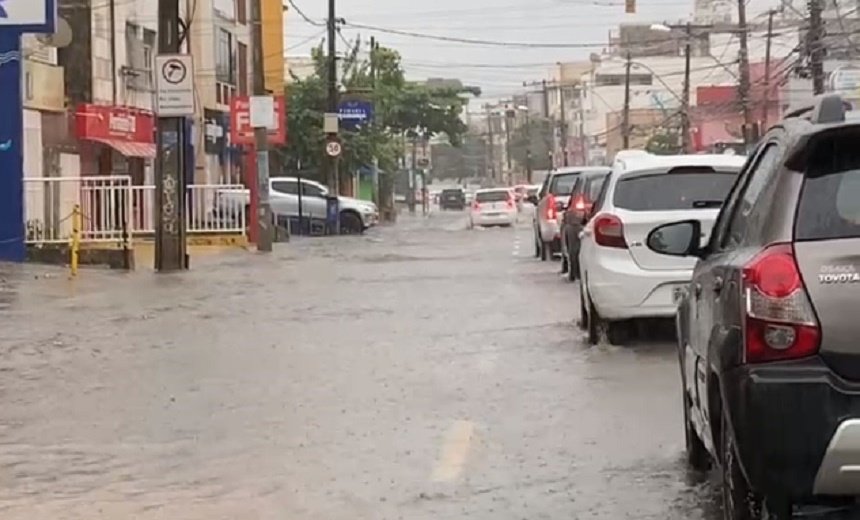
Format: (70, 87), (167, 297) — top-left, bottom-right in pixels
(285, 0), (779, 101)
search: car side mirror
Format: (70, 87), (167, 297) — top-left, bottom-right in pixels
(646, 220), (704, 258)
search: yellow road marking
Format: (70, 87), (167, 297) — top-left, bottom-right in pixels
(431, 420), (475, 482)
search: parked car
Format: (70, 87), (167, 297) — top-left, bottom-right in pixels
(646, 94), (860, 519)
(469, 188), (517, 228)
(439, 188), (466, 210)
(559, 168), (611, 280)
(529, 167), (607, 261)
(578, 154), (744, 344)
(217, 177), (378, 234)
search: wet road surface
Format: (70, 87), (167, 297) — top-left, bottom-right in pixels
(0, 210), (724, 519)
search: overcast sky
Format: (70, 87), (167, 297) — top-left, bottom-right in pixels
(285, 0), (778, 101)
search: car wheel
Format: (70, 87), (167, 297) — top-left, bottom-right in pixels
(606, 321), (632, 346)
(683, 390), (711, 472)
(339, 211), (364, 235)
(586, 291), (601, 345)
(578, 286), (587, 331)
(721, 409), (764, 520)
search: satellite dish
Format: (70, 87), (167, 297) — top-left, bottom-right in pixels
(36, 18), (73, 49)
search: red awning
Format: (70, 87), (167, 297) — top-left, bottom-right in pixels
(90, 138), (156, 158)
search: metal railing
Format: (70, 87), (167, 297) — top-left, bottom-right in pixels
(185, 183), (246, 234)
(24, 175), (133, 245)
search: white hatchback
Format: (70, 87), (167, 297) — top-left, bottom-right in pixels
(470, 188), (517, 227)
(578, 154), (746, 344)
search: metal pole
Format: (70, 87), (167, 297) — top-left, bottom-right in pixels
(409, 136), (417, 214)
(559, 85), (568, 166)
(504, 111), (513, 177)
(809, 0), (825, 95)
(737, 0), (753, 147)
(541, 80), (550, 118)
(622, 51), (632, 149)
(681, 23), (692, 153)
(762, 10), (774, 128)
(155, 0), (187, 271)
(525, 110), (533, 183)
(251, 0), (273, 251)
(486, 108), (495, 180)
(326, 0), (339, 194)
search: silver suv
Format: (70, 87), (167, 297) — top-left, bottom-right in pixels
(647, 94), (860, 519)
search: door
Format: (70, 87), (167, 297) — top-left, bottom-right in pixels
(692, 141), (782, 435)
(300, 181), (329, 220)
(270, 179), (299, 218)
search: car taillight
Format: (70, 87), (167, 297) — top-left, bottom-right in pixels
(742, 243), (820, 363)
(472, 201), (481, 211)
(546, 194), (557, 220)
(572, 195), (586, 211)
(593, 213), (627, 249)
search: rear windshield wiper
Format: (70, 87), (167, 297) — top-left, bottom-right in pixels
(692, 200), (724, 208)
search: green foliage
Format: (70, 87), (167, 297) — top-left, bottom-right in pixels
(278, 40), (475, 176)
(645, 130), (682, 155)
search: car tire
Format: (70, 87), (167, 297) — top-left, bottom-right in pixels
(683, 391), (711, 472)
(339, 211), (364, 235)
(721, 409), (764, 520)
(586, 291), (601, 345)
(606, 321), (631, 346)
(578, 287), (588, 331)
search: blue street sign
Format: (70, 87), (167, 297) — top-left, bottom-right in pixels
(338, 100), (374, 131)
(0, 0), (55, 261)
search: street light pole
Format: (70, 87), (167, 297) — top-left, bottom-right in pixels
(622, 51), (632, 149)
(681, 22), (692, 153)
(326, 0), (339, 194)
(251, 0), (273, 251)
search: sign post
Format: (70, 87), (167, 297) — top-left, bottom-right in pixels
(0, 0), (56, 262)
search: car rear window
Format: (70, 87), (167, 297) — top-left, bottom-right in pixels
(549, 173), (580, 195)
(796, 132), (860, 241)
(441, 190), (463, 197)
(613, 171), (736, 211)
(476, 191), (510, 203)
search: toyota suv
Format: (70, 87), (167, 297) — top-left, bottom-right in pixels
(646, 94), (860, 519)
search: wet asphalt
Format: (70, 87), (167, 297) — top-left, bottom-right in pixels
(0, 209), (725, 519)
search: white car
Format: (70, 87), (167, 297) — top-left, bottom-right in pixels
(578, 154), (746, 345)
(218, 177), (379, 234)
(469, 188), (517, 227)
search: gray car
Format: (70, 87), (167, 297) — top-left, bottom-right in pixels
(647, 94), (860, 519)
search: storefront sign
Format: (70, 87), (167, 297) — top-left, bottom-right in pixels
(75, 103), (155, 143)
(229, 95), (286, 145)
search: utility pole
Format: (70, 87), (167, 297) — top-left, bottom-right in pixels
(486, 107), (496, 180)
(762, 10), (775, 127)
(809, 0), (826, 95)
(525, 109), (533, 183)
(251, 0), (273, 251)
(558, 85), (569, 166)
(541, 80), (550, 118)
(504, 107), (513, 182)
(326, 0), (339, 193)
(409, 136), (417, 213)
(622, 51), (632, 149)
(681, 23), (692, 153)
(737, 0), (754, 147)
(155, 0), (187, 271)
(370, 36), (379, 206)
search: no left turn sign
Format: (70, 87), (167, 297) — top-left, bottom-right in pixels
(326, 141), (342, 157)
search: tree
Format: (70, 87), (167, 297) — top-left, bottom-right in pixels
(508, 117), (553, 171)
(278, 40), (477, 182)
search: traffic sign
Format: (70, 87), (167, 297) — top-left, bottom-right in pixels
(326, 141), (342, 157)
(338, 100), (374, 131)
(155, 54), (194, 117)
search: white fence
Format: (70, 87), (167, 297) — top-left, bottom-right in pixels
(24, 175), (133, 244)
(24, 177), (246, 245)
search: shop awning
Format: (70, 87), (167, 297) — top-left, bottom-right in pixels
(90, 138), (156, 158)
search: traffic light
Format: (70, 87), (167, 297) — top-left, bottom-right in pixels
(625, 0), (635, 13)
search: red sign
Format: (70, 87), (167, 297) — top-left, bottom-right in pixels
(229, 95), (286, 146)
(75, 104), (155, 143)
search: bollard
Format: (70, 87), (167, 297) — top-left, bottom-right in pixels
(69, 204), (81, 277)
(325, 195), (340, 235)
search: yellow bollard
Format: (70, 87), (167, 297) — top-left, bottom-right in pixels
(70, 204), (81, 277)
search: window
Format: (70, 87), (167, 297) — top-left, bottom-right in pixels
(587, 175), (608, 200)
(302, 183), (327, 197)
(237, 41), (248, 95)
(476, 191), (511, 203)
(236, 0), (246, 24)
(125, 22), (155, 90)
(613, 171), (737, 211)
(796, 130), (860, 241)
(724, 144), (781, 247)
(271, 181), (298, 195)
(216, 28), (235, 85)
(549, 172), (580, 195)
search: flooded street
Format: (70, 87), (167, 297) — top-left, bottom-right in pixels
(0, 211), (722, 519)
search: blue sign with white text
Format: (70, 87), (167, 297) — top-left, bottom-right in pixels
(338, 100), (374, 131)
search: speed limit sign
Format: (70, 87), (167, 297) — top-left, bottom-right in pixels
(326, 141), (342, 157)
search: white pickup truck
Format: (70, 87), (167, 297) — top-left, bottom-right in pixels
(217, 177), (379, 234)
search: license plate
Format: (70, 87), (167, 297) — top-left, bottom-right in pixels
(485, 212), (500, 217)
(672, 285), (686, 303)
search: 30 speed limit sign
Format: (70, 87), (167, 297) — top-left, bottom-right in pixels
(326, 141), (342, 157)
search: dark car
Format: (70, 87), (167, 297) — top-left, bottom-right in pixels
(439, 188), (466, 210)
(646, 94), (860, 519)
(559, 169), (609, 281)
